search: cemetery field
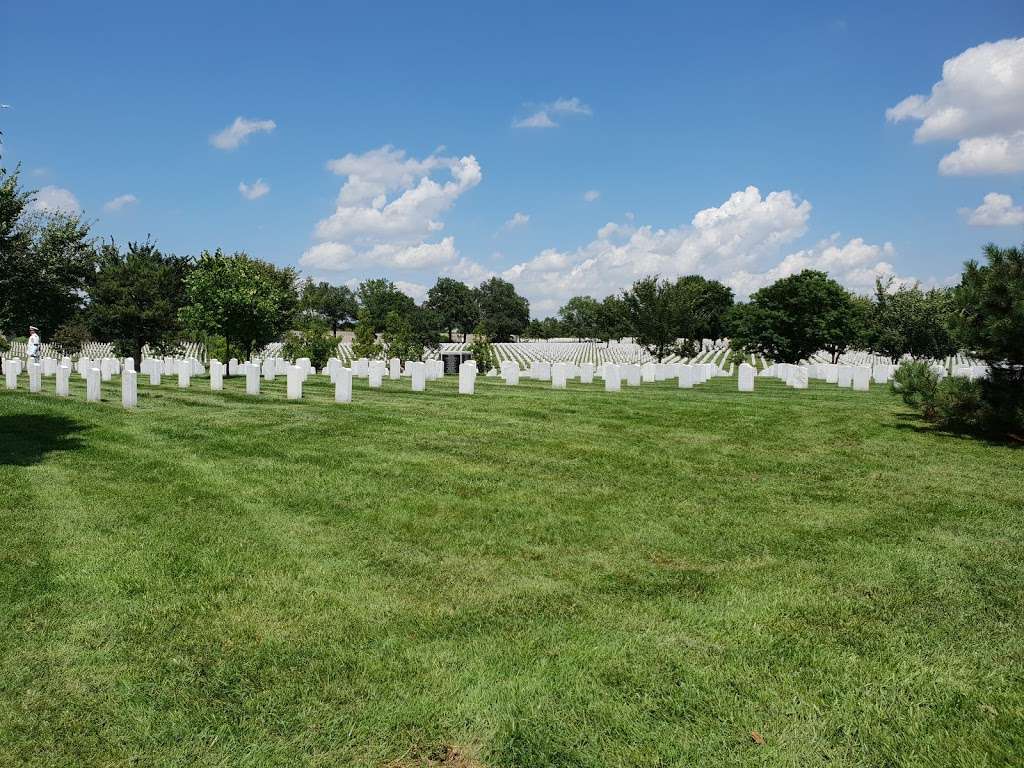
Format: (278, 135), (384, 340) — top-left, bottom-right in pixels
(1, 376), (1022, 768)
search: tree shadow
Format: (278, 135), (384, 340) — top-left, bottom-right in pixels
(886, 417), (1023, 449)
(0, 414), (87, 466)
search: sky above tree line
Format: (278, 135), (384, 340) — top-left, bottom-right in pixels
(2, 1), (1022, 316)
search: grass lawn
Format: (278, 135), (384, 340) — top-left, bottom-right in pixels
(1, 372), (1022, 767)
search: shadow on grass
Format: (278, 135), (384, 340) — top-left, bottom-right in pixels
(886, 416), (1023, 449)
(0, 414), (87, 466)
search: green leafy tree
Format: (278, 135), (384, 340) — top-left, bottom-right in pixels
(622, 276), (702, 361)
(357, 278), (415, 332)
(381, 310), (422, 364)
(426, 277), (479, 341)
(675, 275), (734, 342)
(0, 166), (96, 338)
(280, 315), (337, 369)
(869, 279), (957, 362)
(558, 296), (601, 341)
(351, 308), (383, 359)
(468, 323), (497, 373)
(87, 240), (192, 362)
(179, 250), (298, 362)
(299, 278), (358, 335)
(475, 277), (529, 342)
(728, 270), (862, 364)
(595, 294), (630, 345)
(950, 242), (1024, 435)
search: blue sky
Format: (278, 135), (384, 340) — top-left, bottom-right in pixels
(3, 1), (1023, 315)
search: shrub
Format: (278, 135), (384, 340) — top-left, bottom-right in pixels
(892, 360), (940, 417)
(934, 376), (985, 431)
(0, 333), (8, 353)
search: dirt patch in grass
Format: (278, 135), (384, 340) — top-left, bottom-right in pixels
(385, 744), (485, 767)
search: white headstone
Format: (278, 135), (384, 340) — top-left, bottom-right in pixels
(335, 366), (353, 403)
(501, 360), (520, 385)
(738, 363), (755, 392)
(852, 365), (871, 391)
(86, 367), (102, 402)
(286, 365), (303, 400)
(791, 366), (809, 390)
(177, 359), (191, 388)
(625, 364), (641, 387)
(210, 359), (224, 391)
(389, 357), (402, 380)
(368, 361), (384, 388)
(580, 362), (594, 384)
(551, 362), (567, 389)
(641, 362), (657, 383)
(458, 360), (476, 394)
(56, 364), (71, 396)
(678, 364), (694, 389)
(411, 361), (426, 392)
(837, 365), (853, 388)
(28, 362), (42, 393)
(122, 369), (137, 408)
(245, 363), (261, 395)
(604, 363), (621, 391)
(124, 357), (135, 373)
(149, 360), (162, 386)
(228, 358), (239, 375)
(5, 362), (18, 390)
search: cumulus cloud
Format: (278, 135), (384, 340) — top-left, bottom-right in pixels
(514, 97), (592, 129)
(485, 186), (811, 308)
(887, 37), (1024, 174)
(444, 185), (929, 313)
(210, 116), (276, 150)
(28, 186), (81, 215)
(300, 145), (479, 274)
(501, 211), (530, 230)
(103, 193), (137, 212)
(960, 192), (1024, 226)
(583, 189), (600, 202)
(238, 178), (270, 200)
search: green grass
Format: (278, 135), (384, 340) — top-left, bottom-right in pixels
(1, 372), (1022, 767)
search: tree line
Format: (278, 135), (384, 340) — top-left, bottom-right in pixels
(2, 165), (1021, 435)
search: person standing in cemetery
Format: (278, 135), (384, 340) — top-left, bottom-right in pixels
(26, 326), (41, 361)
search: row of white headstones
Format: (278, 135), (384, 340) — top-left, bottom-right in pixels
(4, 353), (990, 409)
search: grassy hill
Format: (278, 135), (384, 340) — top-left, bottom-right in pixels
(1, 374), (1021, 767)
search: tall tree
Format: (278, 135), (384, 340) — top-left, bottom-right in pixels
(727, 270), (862, 364)
(675, 275), (734, 342)
(426, 277), (479, 341)
(475, 277), (529, 342)
(950, 242), (1024, 435)
(0, 167), (96, 338)
(558, 296), (601, 341)
(357, 278), (416, 332)
(87, 240), (192, 362)
(351, 308), (382, 360)
(179, 250), (298, 361)
(622, 276), (702, 361)
(299, 279), (358, 335)
(595, 294), (630, 345)
(869, 279), (956, 362)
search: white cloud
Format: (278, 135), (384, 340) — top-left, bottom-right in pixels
(103, 193), (137, 212)
(28, 186), (80, 215)
(238, 178), (270, 200)
(938, 131), (1024, 175)
(726, 236), (911, 297)
(443, 257), (495, 285)
(300, 146), (479, 274)
(583, 189), (600, 202)
(887, 37), (1024, 174)
(960, 192), (1024, 226)
(393, 280), (429, 301)
(210, 116), (276, 150)
(493, 186), (811, 307)
(502, 211), (530, 230)
(514, 97), (592, 129)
